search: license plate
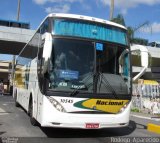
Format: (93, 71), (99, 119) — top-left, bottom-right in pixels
(86, 123), (99, 129)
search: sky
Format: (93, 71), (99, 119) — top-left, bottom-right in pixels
(0, 0), (160, 43)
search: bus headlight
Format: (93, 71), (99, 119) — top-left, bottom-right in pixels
(47, 97), (66, 113)
(118, 101), (130, 113)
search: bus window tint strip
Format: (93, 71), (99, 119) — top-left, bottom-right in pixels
(53, 19), (127, 45)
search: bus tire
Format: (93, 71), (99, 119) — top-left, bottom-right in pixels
(29, 99), (38, 126)
(15, 99), (20, 107)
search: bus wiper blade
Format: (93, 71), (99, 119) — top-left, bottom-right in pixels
(69, 74), (93, 97)
(98, 72), (118, 99)
(70, 90), (79, 97)
(70, 83), (87, 97)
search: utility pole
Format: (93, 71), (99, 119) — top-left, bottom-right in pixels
(11, 0), (21, 93)
(110, 0), (114, 20)
(17, 0), (21, 21)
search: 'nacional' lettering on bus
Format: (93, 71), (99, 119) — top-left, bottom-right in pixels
(96, 100), (124, 106)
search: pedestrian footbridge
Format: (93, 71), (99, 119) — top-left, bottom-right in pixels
(0, 21), (35, 93)
(0, 26), (35, 55)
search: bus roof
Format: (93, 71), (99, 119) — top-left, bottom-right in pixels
(47, 13), (127, 30)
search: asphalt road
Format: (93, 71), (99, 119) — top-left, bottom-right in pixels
(0, 95), (159, 143)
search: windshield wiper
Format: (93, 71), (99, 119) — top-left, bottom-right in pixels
(98, 72), (118, 99)
(69, 73), (94, 97)
(70, 90), (79, 97)
(69, 71), (118, 99)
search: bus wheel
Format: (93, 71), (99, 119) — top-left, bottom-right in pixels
(29, 100), (38, 126)
(15, 99), (20, 107)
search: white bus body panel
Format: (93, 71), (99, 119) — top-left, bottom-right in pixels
(16, 58), (39, 114)
(38, 96), (131, 129)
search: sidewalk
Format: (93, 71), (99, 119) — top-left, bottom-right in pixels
(131, 111), (160, 121)
(131, 110), (160, 135)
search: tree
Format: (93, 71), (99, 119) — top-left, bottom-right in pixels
(111, 14), (149, 44)
(127, 26), (134, 40)
(111, 14), (126, 26)
(128, 21), (149, 45)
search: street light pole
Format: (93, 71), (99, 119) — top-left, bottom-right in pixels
(110, 0), (114, 20)
(17, 0), (21, 21)
(11, 0), (21, 93)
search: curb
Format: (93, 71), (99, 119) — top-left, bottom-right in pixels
(147, 123), (160, 134)
(131, 114), (160, 121)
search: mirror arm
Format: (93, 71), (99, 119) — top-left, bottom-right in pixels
(133, 67), (147, 81)
(131, 45), (150, 82)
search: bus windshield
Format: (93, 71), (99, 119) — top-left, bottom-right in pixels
(49, 38), (94, 91)
(49, 38), (130, 95)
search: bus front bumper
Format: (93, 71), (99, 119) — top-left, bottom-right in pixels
(39, 99), (131, 129)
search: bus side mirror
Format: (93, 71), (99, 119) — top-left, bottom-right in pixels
(119, 49), (130, 79)
(42, 32), (52, 75)
(131, 45), (150, 81)
(42, 58), (47, 75)
(42, 58), (50, 75)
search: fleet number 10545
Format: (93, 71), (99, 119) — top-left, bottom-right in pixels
(61, 99), (73, 103)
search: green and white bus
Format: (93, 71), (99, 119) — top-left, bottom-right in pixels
(13, 13), (132, 129)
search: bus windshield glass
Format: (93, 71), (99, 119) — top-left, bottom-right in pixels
(49, 38), (130, 95)
(49, 38), (94, 91)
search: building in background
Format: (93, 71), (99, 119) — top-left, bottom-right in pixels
(0, 60), (11, 93)
(0, 19), (32, 94)
(131, 43), (160, 114)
